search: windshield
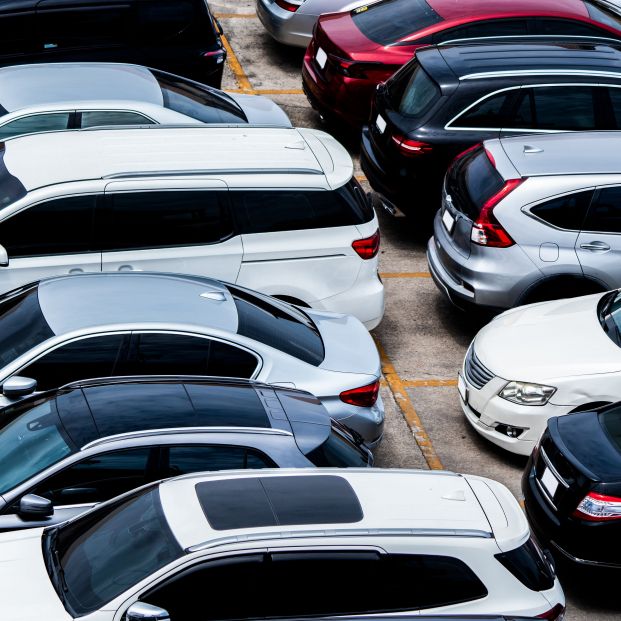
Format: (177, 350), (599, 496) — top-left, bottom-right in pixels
(0, 283), (53, 368)
(0, 397), (73, 494)
(49, 486), (182, 616)
(152, 69), (246, 123)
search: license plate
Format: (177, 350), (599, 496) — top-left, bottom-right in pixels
(540, 467), (559, 498)
(442, 208), (455, 234)
(316, 47), (327, 69)
(457, 373), (468, 404)
(376, 114), (387, 133)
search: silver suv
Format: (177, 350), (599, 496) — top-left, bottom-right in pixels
(428, 131), (621, 312)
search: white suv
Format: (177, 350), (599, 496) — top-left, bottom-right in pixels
(8, 469), (565, 621)
(0, 125), (384, 328)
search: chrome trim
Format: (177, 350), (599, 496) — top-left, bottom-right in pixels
(460, 70), (621, 81)
(103, 168), (323, 179)
(60, 375), (265, 390)
(540, 447), (570, 489)
(535, 474), (558, 511)
(551, 540), (621, 569)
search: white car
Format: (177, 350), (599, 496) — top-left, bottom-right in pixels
(0, 469), (565, 621)
(0, 62), (291, 141)
(460, 290), (621, 455)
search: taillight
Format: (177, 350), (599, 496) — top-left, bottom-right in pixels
(537, 604), (565, 621)
(453, 142), (481, 162)
(470, 178), (523, 248)
(391, 133), (432, 158)
(352, 229), (380, 260)
(203, 49), (226, 64)
(275, 0), (301, 11)
(333, 58), (383, 79)
(340, 380), (380, 408)
(573, 492), (621, 521)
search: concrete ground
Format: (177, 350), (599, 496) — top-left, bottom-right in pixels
(211, 2), (620, 617)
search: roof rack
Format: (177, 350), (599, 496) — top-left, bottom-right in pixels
(103, 168), (323, 179)
(460, 69), (621, 81)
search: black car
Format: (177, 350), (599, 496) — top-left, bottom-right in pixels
(0, 0), (226, 87)
(523, 403), (621, 569)
(362, 41), (621, 216)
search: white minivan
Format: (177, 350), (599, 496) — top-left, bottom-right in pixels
(0, 125), (384, 328)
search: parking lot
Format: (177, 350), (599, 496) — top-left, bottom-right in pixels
(212, 2), (619, 618)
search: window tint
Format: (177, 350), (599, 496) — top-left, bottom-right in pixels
(435, 19), (528, 43)
(395, 64), (440, 119)
(453, 91), (515, 128)
(32, 448), (153, 506)
(164, 445), (275, 477)
(0, 113), (70, 141)
(607, 87), (621, 129)
(0, 195), (96, 258)
(305, 424), (370, 467)
(122, 333), (258, 378)
(495, 537), (555, 591)
(0, 11), (35, 56)
(584, 2), (621, 30)
(20, 334), (125, 391)
(537, 17), (614, 36)
(583, 186), (621, 233)
(80, 111), (154, 128)
(530, 190), (593, 231)
(103, 191), (232, 251)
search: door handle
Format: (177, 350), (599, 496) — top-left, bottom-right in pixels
(580, 241), (611, 252)
(68, 268), (84, 274)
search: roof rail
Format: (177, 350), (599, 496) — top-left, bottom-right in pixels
(60, 374), (265, 391)
(80, 123), (295, 132)
(438, 34), (621, 47)
(103, 168), (323, 179)
(460, 69), (621, 81)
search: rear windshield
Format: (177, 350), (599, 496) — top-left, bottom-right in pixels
(495, 537), (555, 591)
(229, 285), (325, 366)
(601, 406), (621, 452)
(152, 69), (246, 123)
(388, 59), (440, 119)
(445, 147), (504, 220)
(305, 423), (370, 467)
(352, 0), (442, 45)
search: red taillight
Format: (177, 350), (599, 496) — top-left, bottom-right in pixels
(391, 133), (433, 157)
(470, 178), (523, 248)
(573, 492), (621, 521)
(537, 604), (565, 621)
(332, 59), (382, 79)
(352, 229), (380, 260)
(275, 0), (301, 11)
(340, 380), (380, 408)
(453, 142), (481, 162)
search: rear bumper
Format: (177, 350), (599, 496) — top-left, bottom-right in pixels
(256, 0), (314, 47)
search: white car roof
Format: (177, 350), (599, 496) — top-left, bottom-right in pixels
(2, 126), (353, 191)
(0, 63), (163, 112)
(159, 469), (529, 553)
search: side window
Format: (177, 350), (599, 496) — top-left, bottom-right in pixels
(583, 186), (621, 233)
(529, 190), (593, 231)
(121, 333), (258, 378)
(607, 87), (621, 129)
(19, 334), (126, 391)
(80, 111), (155, 128)
(433, 19), (528, 43)
(0, 113), (70, 141)
(0, 195), (96, 258)
(164, 445), (275, 477)
(29, 447), (154, 506)
(451, 91), (516, 128)
(509, 89), (534, 128)
(102, 191), (232, 251)
(536, 18), (613, 37)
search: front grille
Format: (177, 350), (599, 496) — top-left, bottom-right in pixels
(464, 346), (494, 389)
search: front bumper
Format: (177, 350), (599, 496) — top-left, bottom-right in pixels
(256, 0), (315, 47)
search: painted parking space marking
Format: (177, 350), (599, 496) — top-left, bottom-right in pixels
(379, 272), (432, 279)
(402, 379), (457, 387)
(221, 34), (255, 93)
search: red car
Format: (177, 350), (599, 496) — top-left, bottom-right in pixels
(302, 0), (621, 127)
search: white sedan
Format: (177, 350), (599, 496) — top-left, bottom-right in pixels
(459, 291), (621, 456)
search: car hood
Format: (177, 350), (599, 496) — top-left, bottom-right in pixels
(228, 93), (291, 127)
(0, 528), (70, 621)
(474, 293), (621, 382)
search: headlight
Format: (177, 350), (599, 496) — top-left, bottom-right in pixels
(499, 381), (556, 406)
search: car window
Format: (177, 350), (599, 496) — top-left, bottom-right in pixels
(19, 334), (126, 391)
(80, 111), (155, 128)
(102, 190), (233, 251)
(394, 64), (440, 119)
(584, 2), (621, 31)
(495, 537), (555, 591)
(607, 87), (621, 129)
(434, 18), (529, 43)
(31, 447), (154, 506)
(583, 186), (621, 233)
(120, 333), (258, 379)
(529, 190), (593, 231)
(164, 445), (276, 477)
(0, 113), (70, 141)
(536, 16), (616, 36)
(452, 90), (515, 129)
(135, 0), (211, 44)
(0, 195), (96, 258)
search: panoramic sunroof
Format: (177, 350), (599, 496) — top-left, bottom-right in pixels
(196, 475), (363, 531)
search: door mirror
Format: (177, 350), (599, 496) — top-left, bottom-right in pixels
(125, 602), (171, 621)
(18, 494), (53, 520)
(3, 376), (37, 399)
(0, 244), (7, 267)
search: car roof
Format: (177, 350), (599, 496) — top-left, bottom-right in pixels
(159, 469), (527, 552)
(2, 126), (353, 191)
(428, 0), (589, 20)
(491, 130), (621, 177)
(0, 63), (163, 113)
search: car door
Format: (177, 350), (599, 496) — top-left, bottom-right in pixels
(0, 193), (102, 295)
(576, 185), (621, 288)
(100, 180), (243, 282)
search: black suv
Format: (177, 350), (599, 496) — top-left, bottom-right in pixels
(361, 41), (621, 216)
(0, 0), (226, 87)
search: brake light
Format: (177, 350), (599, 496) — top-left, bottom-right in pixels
(573, 492), (621, 521)
(453, 143), (481, 162)
(333, 59), (378, 79)
(352, 229), (380, 260)
(391, 134), (433, 158)
(470, 178), (523, 248)
(537, 604), (565, 621)
(340, 380), (380, 408)
(275, 0), (301, 11)
(203, 49), (226, 64)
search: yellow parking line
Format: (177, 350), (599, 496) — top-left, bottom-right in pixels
(216, 13), (257, 18)
(221, 34), (255, 93)
(255, 88), (305, 95)
(380, 272), (431, 279)
(374, 337), (444, 470)
(402, 379), (457, 387)
(355, 174), (368, 183)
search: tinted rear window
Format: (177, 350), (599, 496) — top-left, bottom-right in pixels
(352, 0), (442, 45)
(389, 60), (440, 119)
(600, 406), (621, 453)
(306, 423), (370, 467)
(495, 537), (555, 591)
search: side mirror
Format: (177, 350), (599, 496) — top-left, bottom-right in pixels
(3, 376), (37, 399)
(126, 602), (171, 621)
(0, 244), (7, 267)
(18, 494), (53, 520)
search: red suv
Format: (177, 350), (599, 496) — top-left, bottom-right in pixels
(302, 0), (621, 127)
